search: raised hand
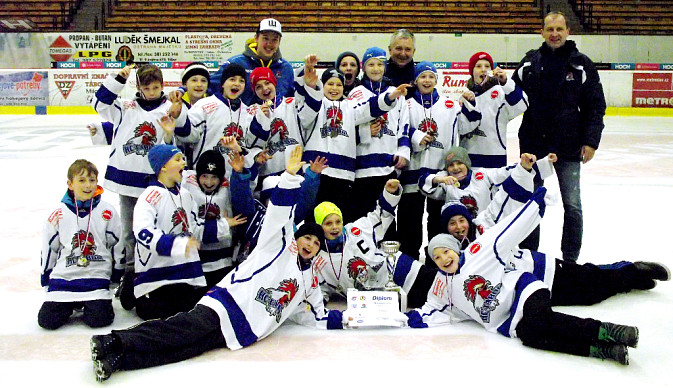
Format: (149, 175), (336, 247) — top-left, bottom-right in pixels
(309, 155), (328, 174)
(286, 145), (305, 175)
(226, 214), (248, 227)
(389, 83), (412, 100)
(228, 151), (245, 173)
(385, 179), (400, 194)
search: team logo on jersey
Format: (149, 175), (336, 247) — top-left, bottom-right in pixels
(255, 278), (299, 322)
(266, 118), (299, 155)
(170, 208), (189, 234)
(320, 105), (347, 138)
(371, 114), (394, 138)
(460, 195), (479, 218)
(199, 202), (221, 220)
(463, 275), (501, 323)
(347, 257), (369, 287)
(491, 90), (499, 99)
(102, 209), (113, 221)
(65, 230), (103, 267)
(123, 121), (157, 156)
(418, 118), (444, 149)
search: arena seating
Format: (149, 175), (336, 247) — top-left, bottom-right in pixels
(104, 0), (543, 33)
(0, 0), (80, 30)
(573, 0), (673, 34)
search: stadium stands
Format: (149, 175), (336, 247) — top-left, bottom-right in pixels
(0, 0), (81, 30)
(572, 0), (673, 34)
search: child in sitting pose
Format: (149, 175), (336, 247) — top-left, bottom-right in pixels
(39, 160), (126, 329)
(131, 144), (230, 320)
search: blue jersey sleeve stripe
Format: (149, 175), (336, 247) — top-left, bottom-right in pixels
(393, 253), (414, 286)
(155, 233), (176, 257)
(47, 278), (111, 293)
(502, 176), (533, 203)
(497, 272), (538, 338)
(206, 286), (259, 347)
(135, 261), (204, 286)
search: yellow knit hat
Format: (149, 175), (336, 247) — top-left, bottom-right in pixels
(314, 201), (342, 225)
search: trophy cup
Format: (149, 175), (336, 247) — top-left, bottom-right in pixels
(344, 241), (407, 328)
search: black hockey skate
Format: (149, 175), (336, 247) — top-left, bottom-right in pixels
(598, 322), (639, 348)
(93, 353), (122, 382)
(590, 342), (629, 365)
(633, 261), (671, 281)
(91, 334), (121, 361)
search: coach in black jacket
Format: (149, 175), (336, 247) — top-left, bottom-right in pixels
(512, 12), (606, 262)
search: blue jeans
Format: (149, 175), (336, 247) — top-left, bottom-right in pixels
(555, 161), (583, 261)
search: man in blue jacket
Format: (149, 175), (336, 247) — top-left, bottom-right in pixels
(512, 12), (606, 262)
(211, 18), (294, 105)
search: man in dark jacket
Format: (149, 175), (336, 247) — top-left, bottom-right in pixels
(512, 12), (606, 262)
(211, 18), (294, 105)
(384, 29), (417, 98)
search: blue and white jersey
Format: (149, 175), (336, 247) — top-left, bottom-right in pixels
(297, 81), (397, 181)
(92, 74), (188, 197)
(40, 190), (126, 302)
(182, 170), (235, 273)
(133, 181), (227, 297)
(401, 91), (463, 193)
(407, 188), (554, 338)
(198, 172), (343, 350)
(349, 83), (410, 178)
(246, 96), (302, 179)
(460, 78), (528, 168)
(312, 187), (401, 299)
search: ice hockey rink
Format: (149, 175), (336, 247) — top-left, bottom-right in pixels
(0, 112), (671, 387)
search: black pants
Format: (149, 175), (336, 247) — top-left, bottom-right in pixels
(550, 259), (651, 306)
(516, 289), (601, 357)
(113, 305), (227, 370)
(396, 192), (443, 260)
(135, 283), (206, 321)
(38, 299), (114, 330)
(352, 172), (398, 241)
(312, 175), (355, 224)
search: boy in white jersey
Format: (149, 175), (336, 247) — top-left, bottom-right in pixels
(298, 54), (409, 223)
(90, 146), (347, 382)
(39, 160), (126, 329)
(92, 64), (187, 310)
(246, 66), (302, 187)
(406, 189), (668, 365)
(131, 144), (229, 320)
(459, 51), (529, 168)
(182, 149), (247, 286)
(349, 47), (410, 223)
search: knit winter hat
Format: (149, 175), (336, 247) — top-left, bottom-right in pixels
(335, 51), (361, 80)
(181, 62), (210, 86)
(440, 200), (473, 233)
(414, 61), (438, 83)
(321, 67), (345, 85)
(295, 222), (325, 245)
(468, 52), (494, 76)
(445, 146), (472, 170)
(148, 144), (182, 174)
(221, 63), (247, 85)
(250, 67), (277, 87)
(427, 234), (462, 258)
(195, 150), (225, 182)
(314, 201), (343, 225)
(362, 47), (387, 68)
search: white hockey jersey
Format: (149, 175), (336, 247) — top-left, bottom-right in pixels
(407, 188), (555, 338)
(133, 181), (230, 297)
(40, 189), (126, 302)
(401, 90), (463, 193)
(348, 83), (410, 178)
(246, 96), (302, 179)
(181, 170), (235, 272)
(459, 78), (528, 168)
(312, 187), (401, 299)
(297, 82), (397, 181)
(92, 74), (187, 197)
(198, 172), (344, 350)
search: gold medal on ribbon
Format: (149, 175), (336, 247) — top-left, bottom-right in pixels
(77, 255), (89, 267)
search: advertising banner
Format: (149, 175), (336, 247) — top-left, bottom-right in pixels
(0, 71), (48, 105)
(632, 73), (673, 108)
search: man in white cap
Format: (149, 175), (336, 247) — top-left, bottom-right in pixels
(211, 18), (294, 105)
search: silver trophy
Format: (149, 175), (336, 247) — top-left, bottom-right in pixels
(380, 240), (407, 311)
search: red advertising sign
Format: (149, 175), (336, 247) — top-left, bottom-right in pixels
(632, 73), (673, 108)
